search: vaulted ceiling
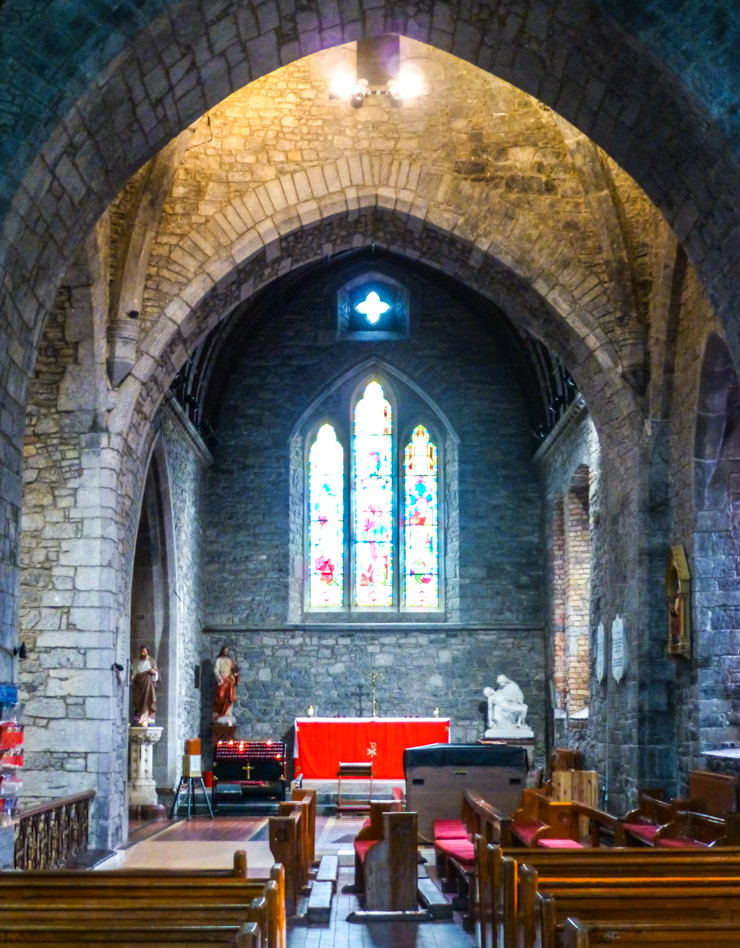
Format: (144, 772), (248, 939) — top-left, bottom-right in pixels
(105, 39), (667, 445)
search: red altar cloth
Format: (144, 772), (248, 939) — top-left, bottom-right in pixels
(294, 716), (450, 779)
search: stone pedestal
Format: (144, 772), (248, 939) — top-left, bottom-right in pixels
(128, 726), (167, 819)
(481, 734), (536, 768)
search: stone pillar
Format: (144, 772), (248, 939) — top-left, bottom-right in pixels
(128, 726), (166, 818)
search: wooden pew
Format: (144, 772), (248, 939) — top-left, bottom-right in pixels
(517, 858), (740, 948)
(688, 768), (740, 816)
(443, 789), (618, 936)
(476, 842), (740, 948)
(562, 913), (740, 946)
(290, 786), (316, 866)
(463, 786), (513, 846)
(0, 912), (263, 946)
(510, 789), (618, 848)
(352, 798), (402, 892)
(654, 808), (740, 847)
(269, 794), (313, 915)
(363, 810), (418, 911)
(534, 879), (740, 948)
(621, 787), (698, 845)
(0, 852), (284, 948)
(435, 789), (513, 933)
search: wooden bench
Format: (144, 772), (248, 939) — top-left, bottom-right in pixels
(0, 851), (285, 948)
(653, 808), (740, 847)
(621, 787), (694, 845)
(502, 849), (740, 948)
(269, 788), (316, 915)
(0, 913), (263, 946)
(510, 789), (619, 849)
(688, 768), (740, 816)
(352, 799), (402, 892)
(475, 841), (740, 948)
(289, 786), (316, 865)
(563, 914), (740, 946)
(532, 877), (740, 948)
(364, 810), (419, 911)
(433, 788), (515, 932)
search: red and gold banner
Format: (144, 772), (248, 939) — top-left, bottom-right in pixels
(294, 716), (450, 779)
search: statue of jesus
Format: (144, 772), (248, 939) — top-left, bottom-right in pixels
(212, 645), (239, 724)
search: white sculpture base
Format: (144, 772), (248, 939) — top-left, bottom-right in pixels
(213, 714), (235, 725)
(128, 726), (163, 807)
(484, 725), (534, 740)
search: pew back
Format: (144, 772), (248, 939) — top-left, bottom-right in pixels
(0, 856), (284, 948)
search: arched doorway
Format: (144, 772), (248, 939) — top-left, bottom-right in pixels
(130, 444), (178, 790)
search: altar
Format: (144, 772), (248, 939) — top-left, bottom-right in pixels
(294, 716), (450, 779)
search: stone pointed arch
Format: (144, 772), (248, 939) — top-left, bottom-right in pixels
(692, 331), (740, 754)
(117, 200), (642, 468)
(135, 161), (619, 367)
(2, 0), (740, 413)
(129, 435), (180, 788)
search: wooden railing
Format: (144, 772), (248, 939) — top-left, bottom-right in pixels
(14, 789), (95, 869)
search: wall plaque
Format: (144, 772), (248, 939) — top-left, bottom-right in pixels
(596, 622), (605, 683)
(612, 614), (626, 683)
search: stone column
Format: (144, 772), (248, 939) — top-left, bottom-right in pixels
(128, 726), (166, 819)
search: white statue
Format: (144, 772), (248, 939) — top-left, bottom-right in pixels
(484, 674), (533, 737)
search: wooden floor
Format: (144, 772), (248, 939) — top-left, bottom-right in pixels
(118, 815), (476, 947)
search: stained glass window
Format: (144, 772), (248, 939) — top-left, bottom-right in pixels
(403, 425), (439, 608)
(308, 424), (344, 608)
(305, 379), (443, 612)
(353, 382), (393, 607)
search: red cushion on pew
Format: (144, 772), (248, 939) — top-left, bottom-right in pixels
(623, 822), (659, 843)
(353, 840), (377, 863)
(656, 836), (710, 849)
(513, 820), (545, 847)
(434, 819), (468, 840)
(537, 838), (584, 849)
(435, 838), (476, 865)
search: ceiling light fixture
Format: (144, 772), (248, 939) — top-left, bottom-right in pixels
(330, 35), (422, 108)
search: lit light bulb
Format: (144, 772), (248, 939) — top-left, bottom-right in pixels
(329, 69), (355, 100)
(391, 70), (423, 104)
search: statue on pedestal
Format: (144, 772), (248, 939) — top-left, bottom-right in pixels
(484, 674), (533, 738)
(130, 644), (158, 726)
(212, 645), (239, 725)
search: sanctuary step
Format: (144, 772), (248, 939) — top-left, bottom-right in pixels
(299, 778), (404, 814)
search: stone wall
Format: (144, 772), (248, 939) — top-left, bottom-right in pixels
(18, 288), (128, 847)
(670, 265), (739, 784)
(202, 265), (547, 758)
(204, 625), (546, 770)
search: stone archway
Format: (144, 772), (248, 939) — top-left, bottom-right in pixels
(693, 332), (740, 752)
(130, 439), (179, 790)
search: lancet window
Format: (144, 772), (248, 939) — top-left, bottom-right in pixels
(306, 379), (441, 612)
